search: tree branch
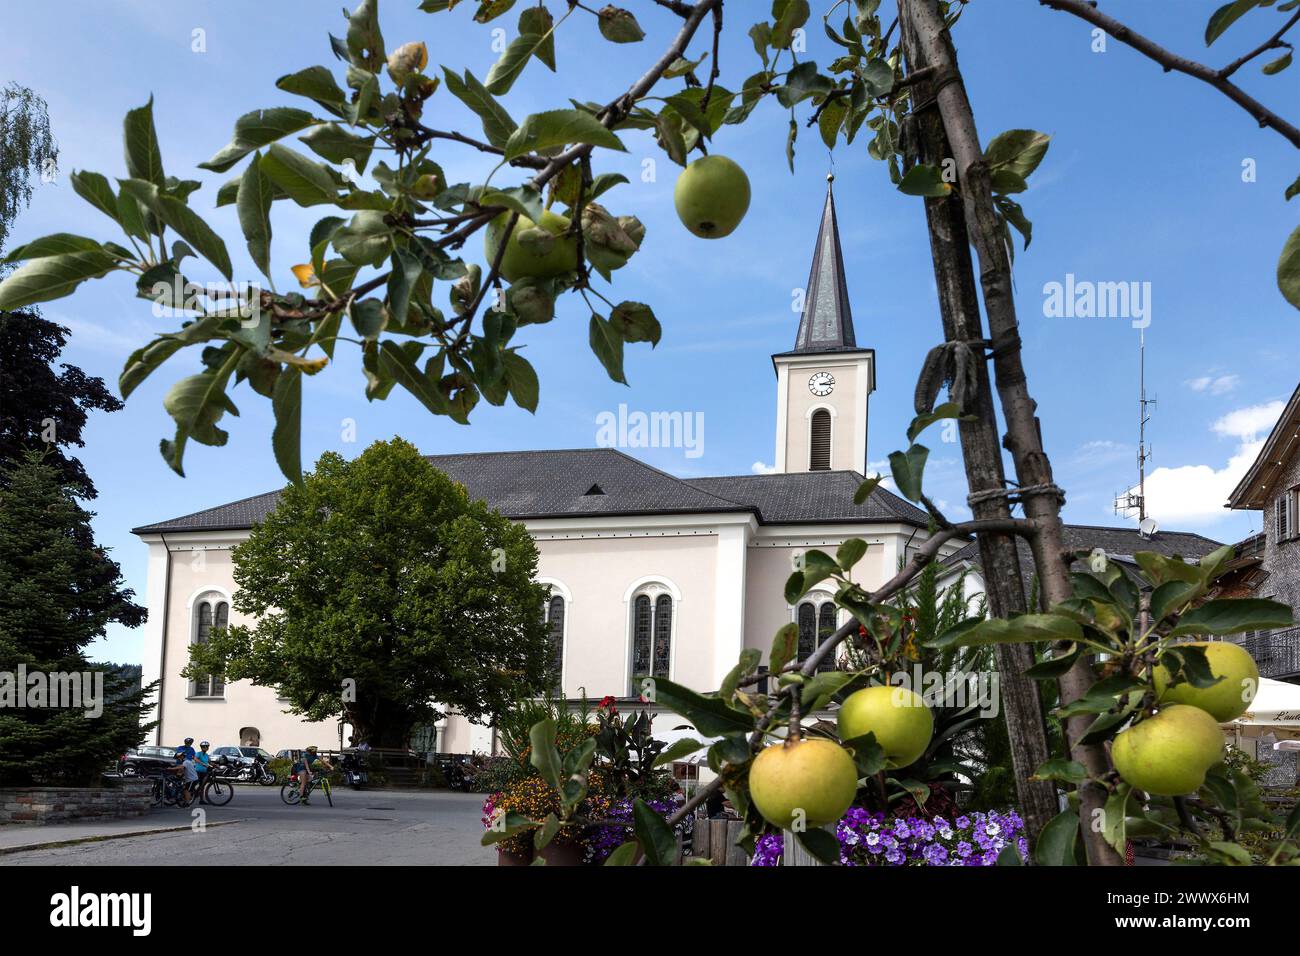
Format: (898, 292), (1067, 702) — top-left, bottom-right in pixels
(1040, 0), (1300, 149)
(1219, 9), (1300, 79)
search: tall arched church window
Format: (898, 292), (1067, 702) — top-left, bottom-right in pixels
(191, 593), (228, 698)
(545, 595), (565, 695)
(630, 586), (673, 694)
(810, 409), (832, 470)
(796, 598), (838, 673)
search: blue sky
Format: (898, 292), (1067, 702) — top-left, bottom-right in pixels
(3, 1), (1297, 664)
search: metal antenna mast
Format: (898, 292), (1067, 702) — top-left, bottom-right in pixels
(1115, 328), (1156, 524)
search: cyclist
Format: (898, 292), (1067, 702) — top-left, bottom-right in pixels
(194, 741), (212, 795)
(294, 746), (333, 805)
(164, 752), (198, 803)
(174, 737), (196, 762)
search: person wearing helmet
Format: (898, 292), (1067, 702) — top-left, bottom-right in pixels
(175, 737), (196, 762)
(193, 741), (212, 796)
(295, 745), (333, 805)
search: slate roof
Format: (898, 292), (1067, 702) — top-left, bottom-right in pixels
(941, 523), (1225, 584)
(789, 179), (858, 354)
(132, 449), (928, 534)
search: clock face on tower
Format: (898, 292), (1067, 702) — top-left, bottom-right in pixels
(808, 371), (835, 397)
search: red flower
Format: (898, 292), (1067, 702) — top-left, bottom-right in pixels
(598, 695), (618, 712)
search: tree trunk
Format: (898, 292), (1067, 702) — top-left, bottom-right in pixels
(897, 11), (1060, 850)
(900, 0), (1123, 865)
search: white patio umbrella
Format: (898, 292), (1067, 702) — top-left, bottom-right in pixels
(1228, 678), (1300, 741)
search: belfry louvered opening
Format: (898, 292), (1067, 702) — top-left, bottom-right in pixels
(809, 409), (832, 471)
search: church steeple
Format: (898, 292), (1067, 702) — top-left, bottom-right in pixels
(792, 176), (857, 353)
(770, 174), (875, 477)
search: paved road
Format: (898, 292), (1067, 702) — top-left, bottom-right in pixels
(1, 788), (495, 866)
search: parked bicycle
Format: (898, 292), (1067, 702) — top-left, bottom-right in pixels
(150, 770), (234, 808)
(280, 772), (332, 807)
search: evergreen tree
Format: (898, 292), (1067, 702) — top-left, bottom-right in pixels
(0, 450), (153, 786)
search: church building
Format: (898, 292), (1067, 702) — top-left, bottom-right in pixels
(132, 182), (961, 755)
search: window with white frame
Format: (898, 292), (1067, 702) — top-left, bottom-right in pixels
(544, 594), (566, 695)
(796, 595), (838, 672)
(630, 585), (673, 693)
(190, 593), (228, 698)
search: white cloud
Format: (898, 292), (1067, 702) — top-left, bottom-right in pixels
(1211, 401), (1284, 441)
(1126, 400), (1282, 525)
(1186, 374), (1239, 395)
(751, 460), (777, 475)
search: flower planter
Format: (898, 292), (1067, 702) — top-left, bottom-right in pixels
(497, 845), (534, 866)
(538, 839), (589, 867)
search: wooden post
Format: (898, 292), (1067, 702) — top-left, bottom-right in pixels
(693, 809), (711, 860)
(724, 820), (747, 867)
(709, 819), (728, 866)
(782, 827), (830, 866)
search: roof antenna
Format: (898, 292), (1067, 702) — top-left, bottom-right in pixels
(1115, 327), (1158, 535)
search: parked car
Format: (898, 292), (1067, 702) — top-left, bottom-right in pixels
(118, 745), (181, 777)
(213, 745), (274, 766)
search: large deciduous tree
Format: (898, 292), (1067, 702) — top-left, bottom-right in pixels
(0, 450), (152, 786)
(186, 438), (553, 748)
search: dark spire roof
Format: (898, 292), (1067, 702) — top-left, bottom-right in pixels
(792, 177), (857, 353)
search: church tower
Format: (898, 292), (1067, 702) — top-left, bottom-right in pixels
(772, 176), (875, 475)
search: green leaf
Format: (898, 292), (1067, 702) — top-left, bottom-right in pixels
(2, 233), (108, 263)
(925, 613), (1083, 649)
(159, 358), (240, 476)
(504, 109), (625, 161)
(501, 349), (539, 413)
(533, 813), (561, 850)
(1034, 810), (1080, 866)
(0, 248), (120, 310)
(271, 368), (303, 483)
(123, 98), (166, 187)
(385, 247), (423, 330)
(897, 164), (952, 198)
(156, 194), (234, 281)
(837, 538), (867, 571)
(259, 143), (338, 207)
(632, 799), (677, 866)
(346, 0), (386, 71)
(888, 444), (929, 502)
(602, 841), (640, 865)
(598, 6), (645, 43)
(771, 0), (811, 49)
(528, 718), (564, 790)
(907, 401), (963, 442)
(588, 314), (627, 385)
(800, 670), (853, 711)
(486, 32), (550, 95)
(1262, 50), (1293, 74)
(1101, 786), (1134, 855)
(199, 108), (319, 173)
(1285, 173), (1300, 202)
(69, 171), (121, 227)
(333, 210), (393, 267)
(519, 5), (556, 69)
(769, 622), (799, 676)
(300, 124), (375, 172)
(236, 152), (275, 280)
(649, 677), (755, 737)
(853, 475), (881, 505)
(276, 66), (348, 112)
(1279, 224), (1300, 310)
(996, 843), (1023, 866)
(1169, 598), (1294, 637)
(609, 301), (661, 346)
(1149, 579), (1200, 623)
(653, 738), (706, 768)
(473, 0), (517, 23)
(377, 340), (448, 416)
(1205, 0), (1262, 46)
(720, 648), (762, 700)
(120, 318), (220, 399)
(349, 298), (387, 339)
(984, 129), (1051, 181)
(442, 68), (517, 149)
(1030, 758), (1089, 785)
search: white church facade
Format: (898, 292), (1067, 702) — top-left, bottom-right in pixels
(133, 183), (961, 755)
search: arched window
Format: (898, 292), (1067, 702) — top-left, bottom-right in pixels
(796, 597), (838, 673)
(630, 587), (673, 694)
(809, 409), (832, 470)
(545, 595), (566, 695)
(191, 593), (228, 698)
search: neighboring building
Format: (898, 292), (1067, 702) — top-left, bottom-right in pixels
(1227, 383), (1300, 684)
(940, 524), (1226, 610)
(133, 181), (960, 755)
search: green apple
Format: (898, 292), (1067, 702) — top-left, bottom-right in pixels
(1154, 641), (1259, 722)
(837, 685), (934, 769)
(483, 210), (578, 282)
(1111, 704), (1224, 796)
(673, 155), (751, 239)
(749, 738), (858, 830)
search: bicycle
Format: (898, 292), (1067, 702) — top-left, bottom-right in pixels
(197, 772), (234, 806)
(280, 772), (332, 807)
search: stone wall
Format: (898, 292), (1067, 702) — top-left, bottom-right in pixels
(0, 781), (153, 825)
